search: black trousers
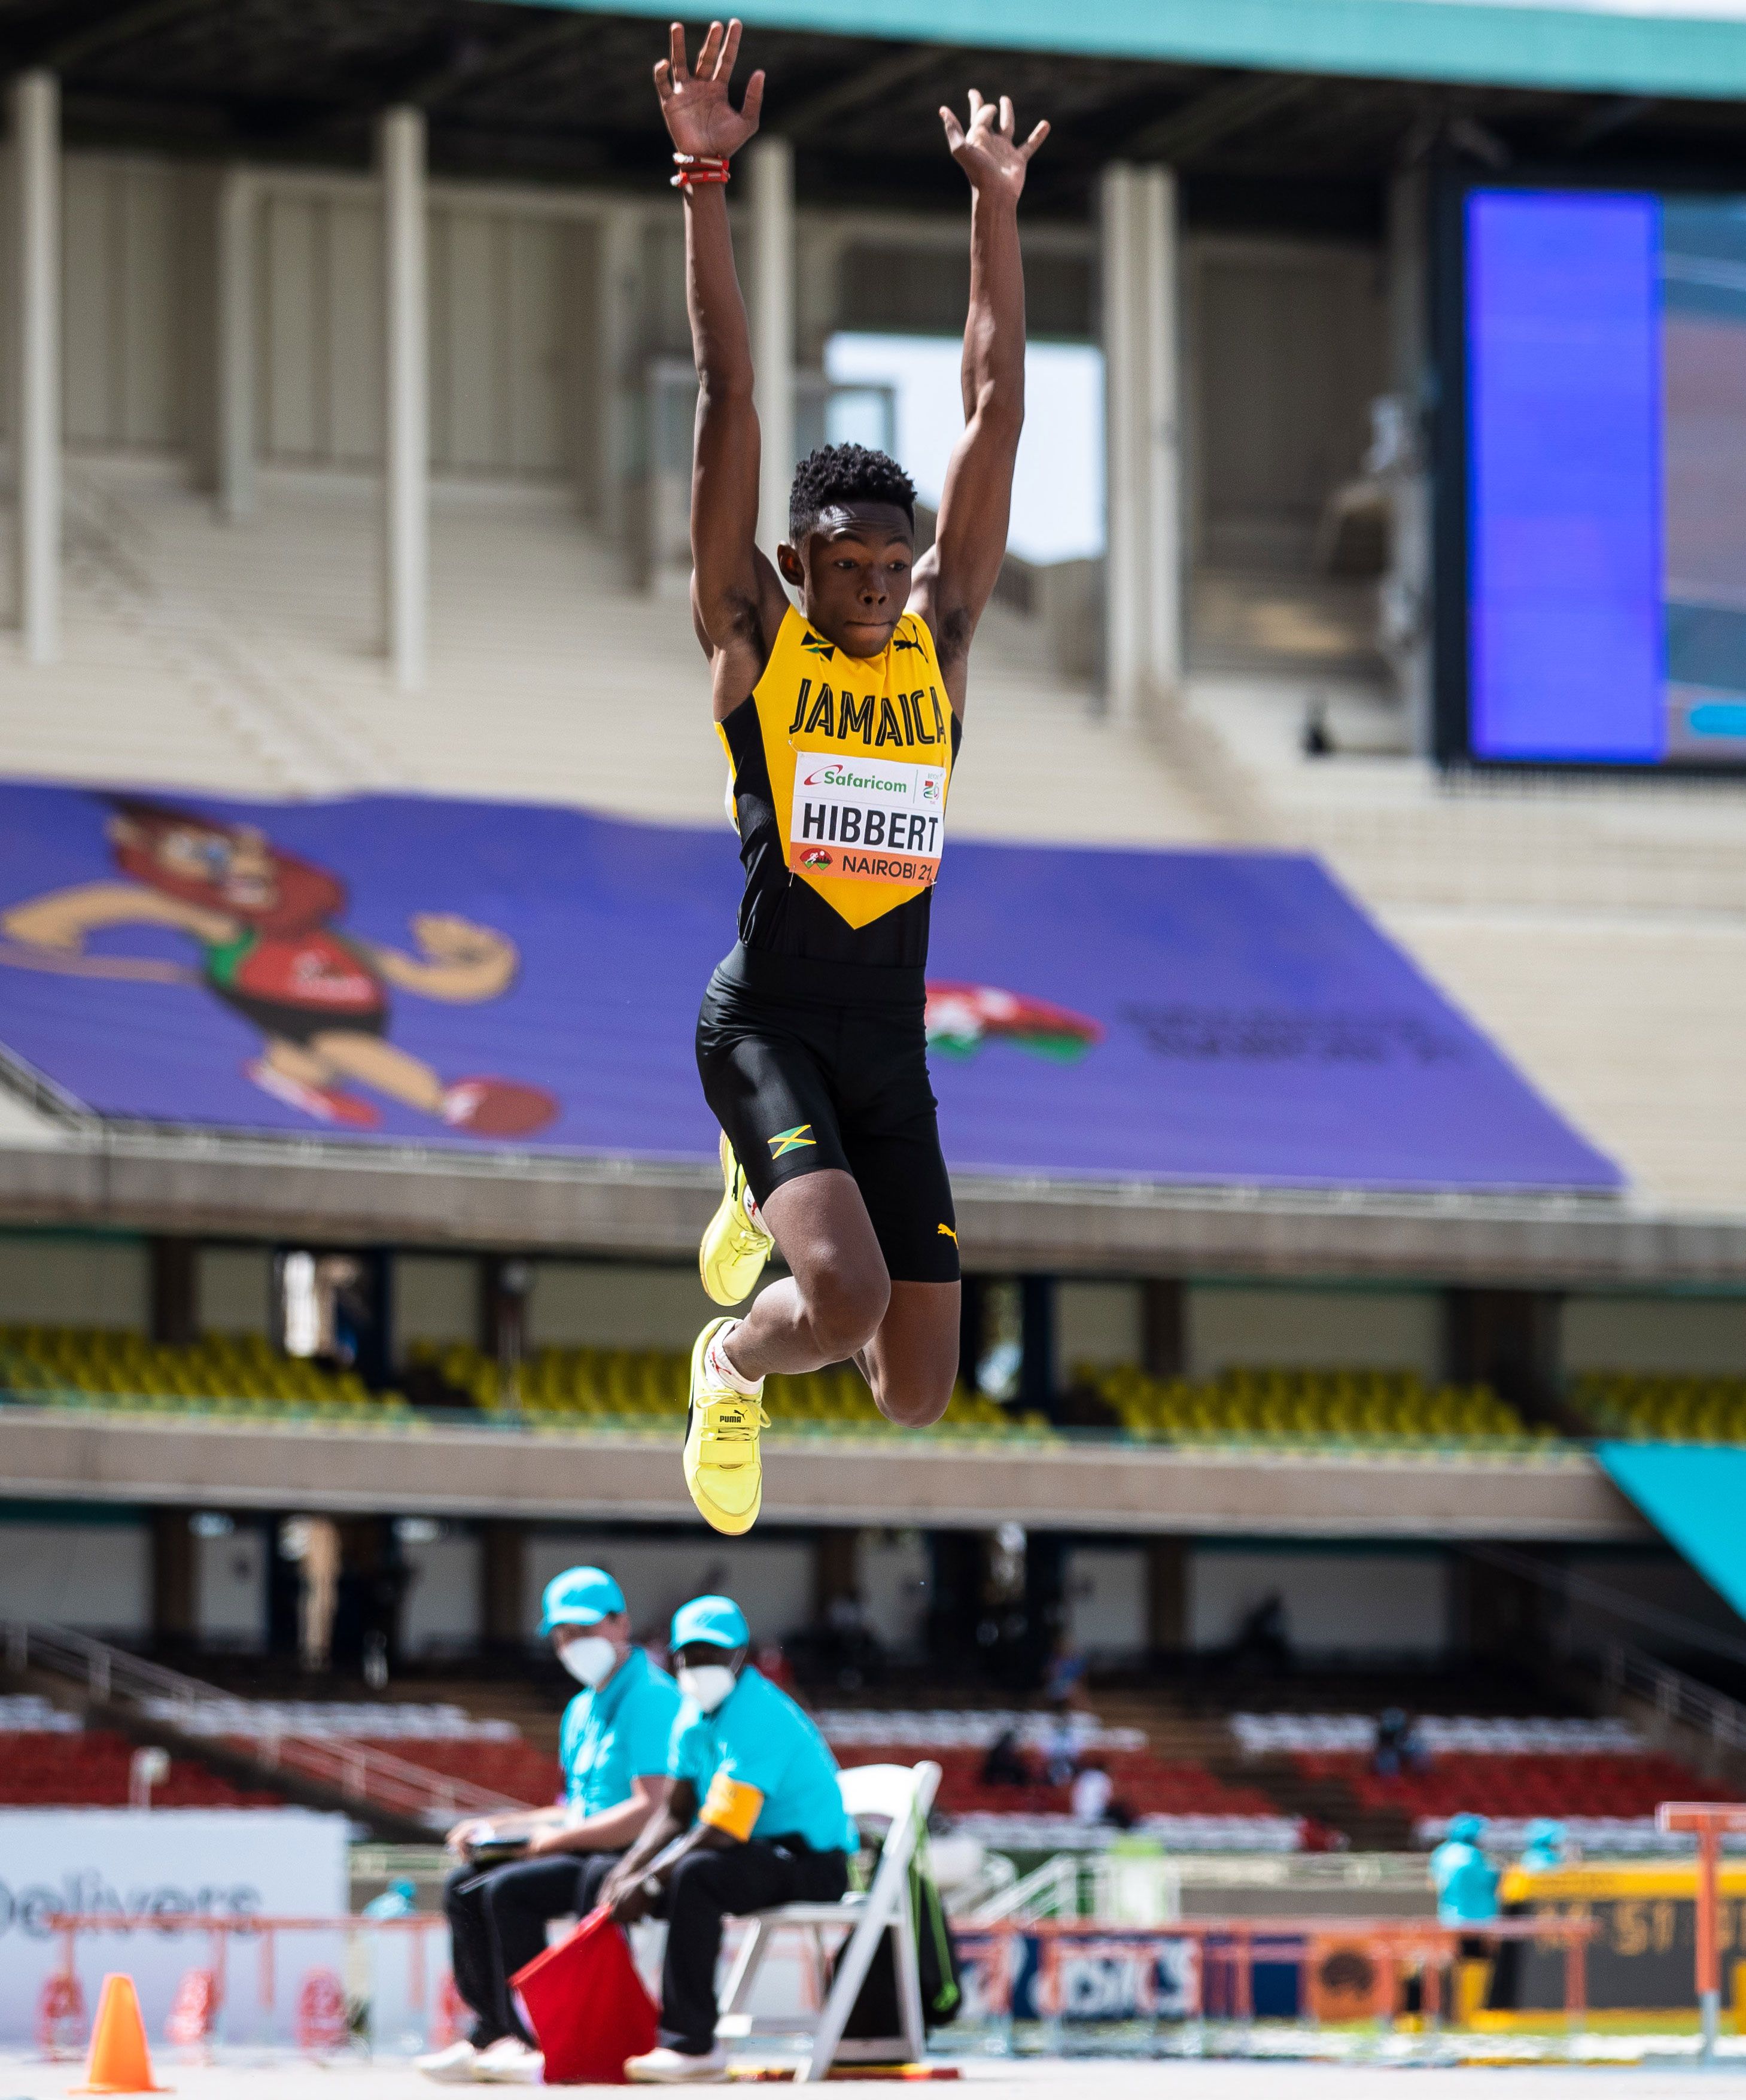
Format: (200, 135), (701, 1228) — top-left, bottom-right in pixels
(445, 1850), (622, 2047)
(659, 1839), (849, 2056)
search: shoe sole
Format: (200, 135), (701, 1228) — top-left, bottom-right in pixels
(686, 1319), (761, 1537)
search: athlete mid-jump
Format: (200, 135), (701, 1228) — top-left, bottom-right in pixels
(659, 20), (1048, 1536)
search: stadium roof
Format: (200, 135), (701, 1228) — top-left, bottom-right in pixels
(15, 1), (1746, 219)
(516, 0), (1746, 102)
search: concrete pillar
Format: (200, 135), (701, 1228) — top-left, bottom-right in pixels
(1100, 162), (1181, 724)
(480, 1521), (527, 1651)
(11, 71), (59, 665)
(1446, 1287), (1564, 1429)
(379, 107), (428, 692)
(150, 1238), (199, 1348)
(150, 1508), (196, 1649)
(748, 138), (795, 558)
(217, 168), (257, 522)
(1019, 1277), (1056, 1418)
(1146, 1537), (1187, 1654)
(594, 206), (640, 543)
(1140, 1278), (1185, 1379)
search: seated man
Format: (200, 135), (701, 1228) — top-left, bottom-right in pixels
(602, 1594), (857, 2084)
(419, 1567), (679, 2084)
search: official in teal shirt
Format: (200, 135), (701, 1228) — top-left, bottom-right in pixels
(601, 1595), (857, 2075)
(561, 1642), (683, 1819)
(427, 1567), (679, 2082)
(668, 1661), (857, 1853)
(1431, 1812), (1501, 1926)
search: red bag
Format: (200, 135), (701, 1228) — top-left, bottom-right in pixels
(511, 1906), (659, 2086)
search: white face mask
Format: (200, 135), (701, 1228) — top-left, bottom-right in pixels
(558, 1633), (619, 1688)
(677, 1663), (737, 1714)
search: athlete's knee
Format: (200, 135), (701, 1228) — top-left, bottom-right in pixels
(801, 1262), (889, 1360)
(871, 1365), (954, 1430)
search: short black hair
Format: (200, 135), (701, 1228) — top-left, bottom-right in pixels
(787, 442), (916, 546)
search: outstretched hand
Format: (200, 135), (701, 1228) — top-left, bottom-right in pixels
(940, 90), (1049, 201)
(654, 18), (765, 161)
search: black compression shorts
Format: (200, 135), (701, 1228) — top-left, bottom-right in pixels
(695, 945), (959, 1286)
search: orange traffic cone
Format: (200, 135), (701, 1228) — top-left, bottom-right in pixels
(71, 1974), (170, 2095)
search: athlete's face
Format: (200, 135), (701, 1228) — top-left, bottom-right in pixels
(780, 502), (914, 660)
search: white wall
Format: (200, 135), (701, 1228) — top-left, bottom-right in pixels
(862, 1531), (930, 1657)
(1563, 1295), (1746, 1375)
(0, 1519), (150, 1634)
(1188, 1546), (1449, 1658)
(1185, 1284), (1442, 1379)
(1066, 1545), (1148, 1658)
(63, 154), (186, 452)
(1056, 1282), (1143, 1379)
(195, 1524), (266, 1649)
(401, 1530), (483, 1655)
(1187, 233), (1385, 572)
(395, 1254), (479, 1348)
(0, 1234), (148, 1330)
(198, 1247), (272, 1335)
(260, 188), (383, 467)
(524, 1533), (812, 1648)
(528, 1263), (714, 1351)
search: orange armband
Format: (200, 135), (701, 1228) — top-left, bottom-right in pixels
(699, 1773), (764, 1842)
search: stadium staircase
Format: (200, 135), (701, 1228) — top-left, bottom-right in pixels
(1, 1619), (542, 1837)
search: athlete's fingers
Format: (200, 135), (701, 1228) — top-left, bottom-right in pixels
(1020, 118), (1051, 160)
(999, 95), (1015, 138)
(654, 56), (672, 99)
(966, 88), (984, 124)
(696, 20), (724, 78)
(668, 22), (688, 83)
(939, 105), (966, 152)
(718, 17), (743, 81)
(741, 66), (765, 127)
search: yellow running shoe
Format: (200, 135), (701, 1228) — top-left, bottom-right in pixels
(699, 1131), (775, 1306)
(685, 1318), (769, 1536)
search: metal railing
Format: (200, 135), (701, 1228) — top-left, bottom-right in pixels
(2, 1618), (534, 1826)
(1601, 1638), (1746, 1758)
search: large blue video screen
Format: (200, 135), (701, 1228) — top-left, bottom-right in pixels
(1467, 187), (1746, 764)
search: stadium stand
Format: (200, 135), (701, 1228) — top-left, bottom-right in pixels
(0, 1706), (284, 1808)
(407, 1342), (1041, 1436)
(142, 1697), (564, 1806)
(5, 1327), (1589, 1451)
(0, 1327), (1045, 1436)
(1569, 1370), (1746, 1443)
(1073, 1364), (1542, 1445)
(0, 1326), (406, 1417)
(812, 1708), (1306, 1852)
(1232, 1712), (1742, 1853)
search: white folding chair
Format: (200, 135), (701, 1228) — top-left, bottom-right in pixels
(714, 1759), (942, 2082)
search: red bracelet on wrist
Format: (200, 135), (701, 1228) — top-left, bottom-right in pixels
(672, 153), (731, 190)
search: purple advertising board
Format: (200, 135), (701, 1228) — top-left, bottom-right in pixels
(0, 781), (1619, 1192)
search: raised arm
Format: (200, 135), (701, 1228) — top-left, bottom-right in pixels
(654, 20), (790, 717)
(911, 92), (1049, 715)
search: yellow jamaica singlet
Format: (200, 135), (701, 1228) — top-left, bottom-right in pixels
(715, 606), (960, 972)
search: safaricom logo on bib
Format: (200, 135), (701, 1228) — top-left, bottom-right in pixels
(788, 749), (948, 888)
(804, 764), (908, 795)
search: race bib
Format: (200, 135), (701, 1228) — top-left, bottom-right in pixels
(787, 750), (947, 888)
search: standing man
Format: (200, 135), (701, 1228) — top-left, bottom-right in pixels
(599, 1595), (857, 2083)
(418, 1568), (679, 2084)
(653, 20), (1050, 1535)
